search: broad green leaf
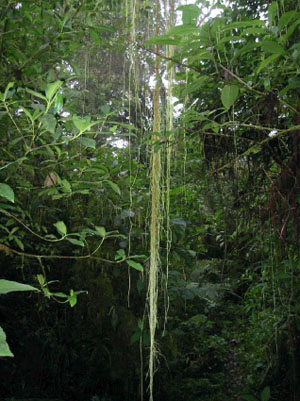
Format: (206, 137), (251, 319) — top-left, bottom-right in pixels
(14, 237), (24, 251)
(61, 179), (72, 193)
(0, 326), (14, 357)
(221, 85), (239, 109)
(237, 41), (258, 57)
(78, 136), (96, 149)
(42, 114), (57, 134)
(260, 40), (285, 55)
(37, 274), (45, 286)
(95, 226), (106, 237)
(261, 386), (271, 401)
(105, 180), (121, 196)
(257, 54), (280, 74)
(68, 294), (77, 307)
(54, 221), (67, 236)
(0, 183), (14, 203)
(115, 248), (126, 260)
(183, 76), (211, 95)
(54, 93), (63, 113)
(280, 20), (300, 44)
(68, 290), (87, 307)
(177, 4), (200, 26)
(278, 10), (298, 31)
(73, 115), (91, 132)
(138, 318), (143, 330)
(101, 104), (111, 114)
(26, 88), (47, 101)
(126, 260), (144, 272)
(142, 330), (150, 346)
(168, 25), (198, 35)
(227, 20), (265, 29)
(53, 292), (68, 298)
(146, 34), (181, 45)
(0, 279), (39, 294)
(66, 238), (85, 247)
(130, 331), (141, 344)
(268, 2), (278, 26)
(90, 28), (101, 44)
(45, 80), (63, 101)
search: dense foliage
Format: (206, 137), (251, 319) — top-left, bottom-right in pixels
(1, 1), (300, 401)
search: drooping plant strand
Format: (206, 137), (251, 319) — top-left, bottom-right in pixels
(164, 0), (175, 331)
(148, 0), (161, 399)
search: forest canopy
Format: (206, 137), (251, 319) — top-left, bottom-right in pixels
(0, 0), (300, 401)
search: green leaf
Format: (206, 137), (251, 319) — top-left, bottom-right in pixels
(221, 85), (239, 109)
(2, 82), (15, 102)
(90, 28), (101, 44)
(54, 93), (63, 113)
(20, 106), (34, 123)
(146, 34), (181, 45)
(105, 180), (121, 196)
(126, 260), (144, 272)
(26, 88), (47, 101)
(68, 294), (77, 307)
(261, 386), (271, 401)
(168, 25), (198, 35)
(95, 226), (106, 237)
(183, 76), (211, 96)
(54, 221), (67, 236)
(260, 40), (285, 55)
(0, 326), (14, 357)
(45, 80), (63, 101)
(115, 248), (126, 260)
(78, 136), (96, 149)
(268, 2), (278, 26)
(42, 114), (57, 134)
(0, 279), (39, 294)
(227, 20), (265, 29)
(67, 290), (87, 307)
(52, 291), (68, 298)
(257, 54), (280, 74)
(66, 238), (85, 247)
(279, 78), (300, 96)
(37, 274), (45, 286)
(14, 237), (24, 251)
(73, 115), (91, 132)
(278, 10), (298, 31)
(61, 179), (72, 193)
(177, 4), (200, 26)
(280, 20), (300, 44)
(130, 331), (141, 344)
(0, 183), (14, 203)
(128, 254), (147, 259)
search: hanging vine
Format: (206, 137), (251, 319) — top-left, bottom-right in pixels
(148, 0), (161, 399)
(164, 0), (175, 330)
